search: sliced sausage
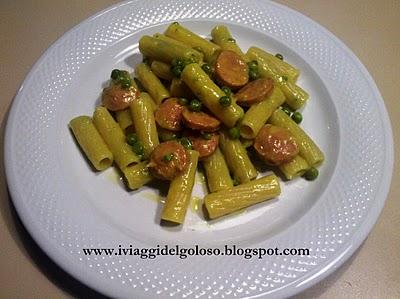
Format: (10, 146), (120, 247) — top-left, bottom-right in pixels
(154, 98), (185, 131)
(235, 78), (274, 106)
(186, 132), (219, 160)
(148, 141), (189, 180)
(182, 109), (220, 132)
(215, 50), (249, 89)
(102, 83), (140, 111)
(254, 124), (299, 166)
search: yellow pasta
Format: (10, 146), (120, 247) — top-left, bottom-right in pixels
(279, 155), (309, 180)
(211, 25), (247, 61)
(161, 150), (199, 224)
(122, 161), (153, 190)
(150, 60), (174, 81)
(92, 106), (140, 169)
(165, 22), (220, 62)
(240, 86), (285, 139)
(115, 109), (134, 133)
(202, 148), (233, 192)
(139, 35), (203, 64)
(219, 131), (258, 183)
(169, 78), (195, 99)
(205, 174), (281, 219)
(69, 116), (113, 171)
(130, 92), (159, 159)
(240, 138), (253, 148)
(135, 63), (170, 105)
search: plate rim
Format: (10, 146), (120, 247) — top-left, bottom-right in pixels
(4, 0), (394, 298)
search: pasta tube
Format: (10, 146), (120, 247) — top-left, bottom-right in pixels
(247, 47), (300, 82)
(202, 148), (233, 193)
(219, 131), (258, 183)
(153, 33), (204, 61)
(139, 35), (203, 64)
(205, 174), (281, 219)
(135, 63), (170, 105)
(181, 63), (244, 127)
(115, 109), (134, 133)
(130, 92), (159, 159)
(122, 161), (152, 190)
(150, 60), (174, 81)
(240, 86), (285, 139)
(161, 150), (199, 224)
(147, 95), (158, 112)
(269, 109), (324, 167)
(69, 116), (113, 171)
(93, 106), (140, 168)
(240, 138), (253, 148)
(247, 49), (308, 110)
(211, 25), (247, 61)
(165, 22), (220, 62)
(279, 155), (309, 180)
(169, 78), (195, 99)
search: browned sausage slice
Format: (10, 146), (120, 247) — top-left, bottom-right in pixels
(215, 50), (249, 89)
(102, 84), (140, 111)
(182, 109), (220, 132)
(187, 132), (219, 160)
(154, 98), (184, 131)
(148, 141), (189, 180)
(235, 78), (274, 106)
(254, 124), (299, 165)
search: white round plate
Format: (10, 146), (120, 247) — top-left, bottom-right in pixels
(4, 0), (393, 298)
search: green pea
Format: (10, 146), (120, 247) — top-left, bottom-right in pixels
(219, 96), (231, 107)
(304, 167), (319, 181)
(131, 141), (144, 156)
(221, 86), (232, 96)
(281, 106), (292, 116)
(291, 111), (303, 124)
(247, 60), (258, 71)
(126, 133), (138, 145)
(119, 70), (130, 78)
(159, 131), (177, 142)
(163, 153), (174, 162)
(119, 77), (131, 89)
(228, 127), (241, 139)
(201, 63), (213, 75)
(275, 53), (284, 60)
(178, 97), (189, 106)
(179, 137), (193, 150)
(189, 99), (202, 112)
(111, 69), (120, 80)
(171, 65), (183, 78)
(201, 132), (212, 140)
(249, 69), (259, 81)
(172, 58), (185, 68)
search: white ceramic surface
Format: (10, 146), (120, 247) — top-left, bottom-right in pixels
(4, 0), (393, 298)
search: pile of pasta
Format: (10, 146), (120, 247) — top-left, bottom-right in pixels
(69, 23), (324, 225)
